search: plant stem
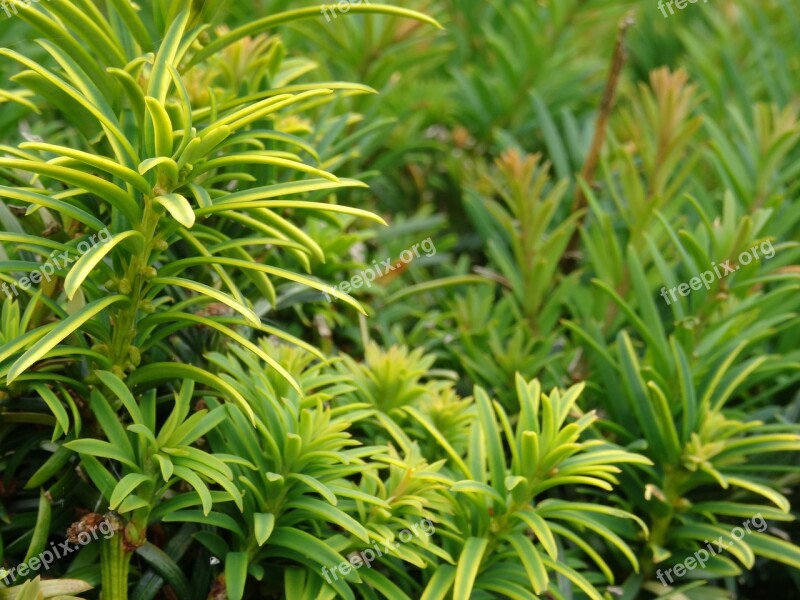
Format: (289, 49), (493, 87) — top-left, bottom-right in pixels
(642, 469), (682, 578)
(100, 529), (132, 600)
(109, 200), (161, 371)
(562, 12), (635, 274)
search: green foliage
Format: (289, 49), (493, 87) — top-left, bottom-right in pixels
(1, 1), (798, 599)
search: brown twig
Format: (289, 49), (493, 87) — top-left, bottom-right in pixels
(562, 12), (636, 273)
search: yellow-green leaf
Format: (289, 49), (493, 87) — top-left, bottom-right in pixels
(155, 193), (195, 228)
(64, 231), (144, 300)
(7, 295), (127, 384)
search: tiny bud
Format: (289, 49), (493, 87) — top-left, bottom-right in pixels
(153, 239), (168, 251)
(118, 278), (132, 294)
(128, 346), (141, 366)
(141, 267), (157, 279)
(104, 279), (118, 291)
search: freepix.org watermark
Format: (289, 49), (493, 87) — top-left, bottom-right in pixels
(322, 237), (436, 302)
(660, 239), (775, 305)
(1, 515), (115, 585)
(1, 0), (50, 19)
(656, 513), (767, 586)
(657, 0), (709, 19)
(321, 518), (435, 583)
(320, 0), (369, 23)
(1, 228), (111, 299)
